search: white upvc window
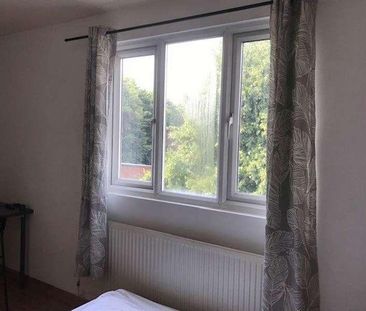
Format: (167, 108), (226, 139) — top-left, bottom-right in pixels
(227, 31), (270, 206)
(112, 47), (157, 189)
(110, 19), (270, 214)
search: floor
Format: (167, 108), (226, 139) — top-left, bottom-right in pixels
(0, 270), (87, 311)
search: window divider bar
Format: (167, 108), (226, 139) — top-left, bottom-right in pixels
(154, 40), (166, 195)
(227, 34), (243, 200)
(217, 31), (234, 205)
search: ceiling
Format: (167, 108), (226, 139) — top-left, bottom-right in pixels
(0, 0), (155, 36)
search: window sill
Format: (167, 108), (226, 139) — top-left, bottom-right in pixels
(107, 185), (266, 219)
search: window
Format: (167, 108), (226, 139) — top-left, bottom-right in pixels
(228, 35), (270, 203)
(119, 53), (155, 185)
(111, 22), (270, 211)
(163, 38), (222, 197)
(113, 48), (156, 188)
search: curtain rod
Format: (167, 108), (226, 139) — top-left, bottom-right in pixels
(64, 0), (273, 42)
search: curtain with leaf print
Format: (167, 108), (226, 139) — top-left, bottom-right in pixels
(263, 1), (319, 310)
(76, 26), (116, 278)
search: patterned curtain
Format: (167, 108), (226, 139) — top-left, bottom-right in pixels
(263, 1), (319, 310)
(76, 26), (116, 278)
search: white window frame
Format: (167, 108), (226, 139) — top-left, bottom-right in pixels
(111, 46), (158, 190)
(227, 30), (269, 206)
(109, 18), (269, 215)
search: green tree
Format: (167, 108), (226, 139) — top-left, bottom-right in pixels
(164, 118), (217, 195)
(122, 40), (270, 197)
(121, 78), (153, 165)
(121, 78), (185, 164)
(163, 44), (222, 196)
(237, 40), (270, 195)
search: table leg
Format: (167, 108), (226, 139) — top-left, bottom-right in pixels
(19, 215), (26, 288)
(1, 219), (9, 310)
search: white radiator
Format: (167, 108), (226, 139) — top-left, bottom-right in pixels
(107, 222), (264, 311)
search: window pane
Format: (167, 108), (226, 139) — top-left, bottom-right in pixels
(119, 55), (154, 183)
(163, 37), (222, 197)
(237, 40), (270, 196)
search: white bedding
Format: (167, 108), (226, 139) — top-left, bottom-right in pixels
(73, 289), (177, 311)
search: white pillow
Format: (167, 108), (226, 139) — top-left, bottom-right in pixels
(73, 289), (177, 311)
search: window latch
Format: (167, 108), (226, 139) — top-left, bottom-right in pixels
(227, 113), (234, 140)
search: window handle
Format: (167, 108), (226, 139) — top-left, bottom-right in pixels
(227, 113), (234, 140)
(151, 118), (156, 127)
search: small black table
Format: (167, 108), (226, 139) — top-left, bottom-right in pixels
(0, 203), (33, 288)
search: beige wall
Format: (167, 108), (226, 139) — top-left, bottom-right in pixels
(316, 0), (366, 310)
(0, 0), (365, 310)
(0, 0), (268, 298)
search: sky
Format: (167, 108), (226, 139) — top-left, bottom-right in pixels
(121, 37), (222, 106)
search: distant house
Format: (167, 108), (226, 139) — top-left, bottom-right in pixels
(120, 163), (152, 180)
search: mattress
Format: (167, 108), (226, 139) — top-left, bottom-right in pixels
(73, 289), (177, 311)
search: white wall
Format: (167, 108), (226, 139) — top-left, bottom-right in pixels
(0, 0), (268, 298)
(316, 0), (366, 310)
(0, 0), (365, 310)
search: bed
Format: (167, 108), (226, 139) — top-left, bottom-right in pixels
(73, 289), (177, 311)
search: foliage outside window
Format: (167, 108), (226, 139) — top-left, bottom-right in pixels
(113, 27), (270, 208)
(237, 40), (270, 196)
